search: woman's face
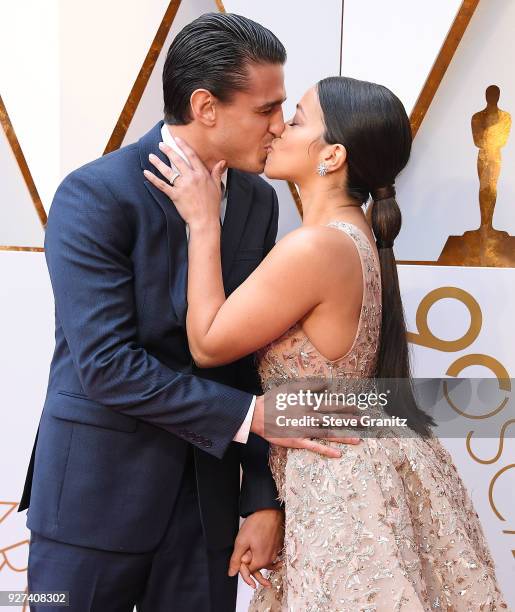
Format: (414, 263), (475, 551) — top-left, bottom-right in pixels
(264, 86), (327, 183)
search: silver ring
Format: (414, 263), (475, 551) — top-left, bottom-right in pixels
(170, 171), (181, 186)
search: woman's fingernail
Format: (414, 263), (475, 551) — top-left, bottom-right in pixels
(149, 153), (156, 160)
(158, 141), (165, 149)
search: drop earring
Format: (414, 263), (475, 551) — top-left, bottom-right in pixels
(317, 162), (328, 176)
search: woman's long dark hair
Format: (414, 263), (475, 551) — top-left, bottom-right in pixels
(317, 76), (435, 436)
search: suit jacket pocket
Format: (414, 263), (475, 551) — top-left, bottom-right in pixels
(51, 391), (138, 433)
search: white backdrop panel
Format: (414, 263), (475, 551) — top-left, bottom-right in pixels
(400, 264), (515, 602)
(395, 0), (515, 261)
(59, 0), (171, 182)
(0, 253), (54, 601)
(0, 0), (59, 213)
(341, 0), (463, 116)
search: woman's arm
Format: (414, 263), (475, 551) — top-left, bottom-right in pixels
(144, 139), (325, 367)
(186, 224), (323, 366)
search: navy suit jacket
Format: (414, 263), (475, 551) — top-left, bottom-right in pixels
(19, 121), (281, 553)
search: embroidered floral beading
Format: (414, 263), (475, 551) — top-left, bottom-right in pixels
(249, 222), (508, 612)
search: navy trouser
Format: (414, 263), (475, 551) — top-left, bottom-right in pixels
(27, 448), (238, 611)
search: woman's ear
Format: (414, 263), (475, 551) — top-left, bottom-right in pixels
(189, 89), (217, 126)
(322, 144), (347, 173)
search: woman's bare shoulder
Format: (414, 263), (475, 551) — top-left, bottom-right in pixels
(270, 224), (361, 270)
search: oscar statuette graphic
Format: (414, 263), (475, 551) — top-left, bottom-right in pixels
(439, 85), (515, 267)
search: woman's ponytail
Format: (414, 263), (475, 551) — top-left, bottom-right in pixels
(371, 191), (435, 435)
(317, 76), (435, 436)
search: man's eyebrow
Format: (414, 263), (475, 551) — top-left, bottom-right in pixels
(256, 97), (287, 110)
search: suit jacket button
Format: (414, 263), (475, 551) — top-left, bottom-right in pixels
(204, 440), (212, 448)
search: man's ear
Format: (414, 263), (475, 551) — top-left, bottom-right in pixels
(322, 144), (347, 173)
(190, 89), (217, 127)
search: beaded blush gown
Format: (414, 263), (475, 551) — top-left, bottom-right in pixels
(248, 221), (508, 612)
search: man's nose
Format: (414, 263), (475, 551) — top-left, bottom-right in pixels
(270, 109), (285, 137)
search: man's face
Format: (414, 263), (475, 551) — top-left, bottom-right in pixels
(212, 62), (286, 173)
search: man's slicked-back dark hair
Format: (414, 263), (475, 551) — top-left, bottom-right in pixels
(163, 12), (286, 125)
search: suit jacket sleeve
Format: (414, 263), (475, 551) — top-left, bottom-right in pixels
(239, 187), (283, 517)
(44, 167), (250, 460)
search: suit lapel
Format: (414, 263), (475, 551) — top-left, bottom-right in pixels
(221, 170), (254, 281)
(138, 124), (255, 321)
(139, 122), (188, 323)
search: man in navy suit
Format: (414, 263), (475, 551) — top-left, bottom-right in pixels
(19, 13), (289, 611)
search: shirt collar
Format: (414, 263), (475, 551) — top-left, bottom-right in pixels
(160, 124), (228, 192)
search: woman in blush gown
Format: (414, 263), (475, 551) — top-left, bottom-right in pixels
(145, 77), (509, 611)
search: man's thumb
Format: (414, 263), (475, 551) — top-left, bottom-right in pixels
(241, 550), (252, 564)
(228, 541), (247, 576)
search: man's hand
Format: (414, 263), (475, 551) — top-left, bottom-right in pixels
(228, 508), (284, 589)
(250, 396), (361, 458)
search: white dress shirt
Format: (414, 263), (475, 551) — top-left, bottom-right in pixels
(160, 124), (256, 443)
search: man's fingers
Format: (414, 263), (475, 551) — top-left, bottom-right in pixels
(241, 550), (252, 565)
(252, 570), (271, 588)
(228, 558), (240, 577)
(269, 435), (361, 455)
(228, 541), (249, 576)
(300, 439), (343, 457)
(293, 434), (360, 445)
(319, 436), (361, 445)
(239, 563), (256, 589)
